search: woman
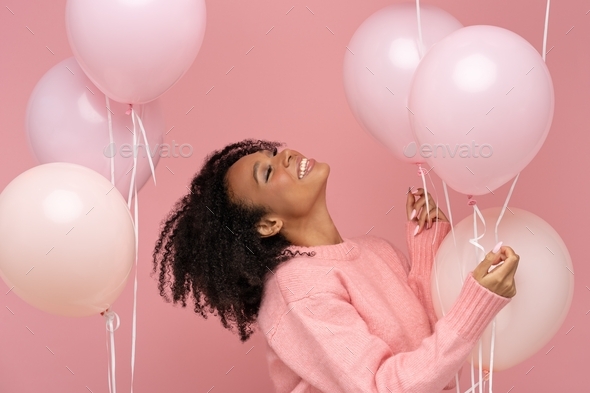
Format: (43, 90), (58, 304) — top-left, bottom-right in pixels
(152, 138), (519, 393)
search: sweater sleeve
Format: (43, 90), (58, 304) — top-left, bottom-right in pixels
(406, 220), (452, 331)
(267, 272), (510, 393)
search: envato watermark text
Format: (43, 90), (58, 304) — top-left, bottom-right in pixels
(103, 141), (193, 158)
(403, 141), (493, 158)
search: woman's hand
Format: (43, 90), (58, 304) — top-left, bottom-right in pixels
(472, 245), (519, 298)
(406, 187), (449, 235)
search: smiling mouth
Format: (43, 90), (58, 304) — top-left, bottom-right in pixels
(298, 158), (314, 179)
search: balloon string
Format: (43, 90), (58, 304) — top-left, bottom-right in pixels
(470, 352), (475, 393)
(102, 309), (120, 393)
(417, 163), (439, 240)
(420, 164), (446, 321)
(125, 107), (140, 393)
(417, 165), (462, 393)
(106, 319), (111, 393)
(442, 181), (463, 288)
(463, 376), (484, 393)
(495, 173), (520, 245)
(127, 107), (142, 393)
(130, 169), (139, 393)
(134, 107), (157, 186)
(441, 182), (457, 248)
(415, 0), (424, 59)
(489, 319), (496, 393)
(478, 338), (483, 393)
(416, 163), (432, 231)
(542, 0), (550, 62)
(127, 109), (138, 208)
(106, 97), (115, 186)
(468, 196), (486, 259)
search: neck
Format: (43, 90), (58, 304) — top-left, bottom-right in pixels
(283, 198), (343, 247)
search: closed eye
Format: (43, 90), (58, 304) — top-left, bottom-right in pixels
(265, 148), (278, 182)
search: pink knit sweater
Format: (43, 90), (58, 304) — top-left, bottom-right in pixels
(257, 220), (511, 393)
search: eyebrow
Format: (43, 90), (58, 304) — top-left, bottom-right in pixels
(253, 150), (271, 185)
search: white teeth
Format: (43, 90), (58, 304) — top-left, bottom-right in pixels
(299, 158), (308, 179)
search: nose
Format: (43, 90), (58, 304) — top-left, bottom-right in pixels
(282, 149), (293, 167)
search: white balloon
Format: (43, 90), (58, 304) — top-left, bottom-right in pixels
(431, 207), (574, 370)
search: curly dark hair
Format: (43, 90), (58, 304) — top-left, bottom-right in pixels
(151, 138), (316, 342)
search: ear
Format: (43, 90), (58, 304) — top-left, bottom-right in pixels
(256, 216), (283, 238)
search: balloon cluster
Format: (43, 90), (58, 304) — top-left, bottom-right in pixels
(343, 3), (571, 373)
(0, 0), (207, 317)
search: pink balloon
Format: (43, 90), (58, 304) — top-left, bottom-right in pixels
(431, 207), (573, 370)
(408, 25), (554, 195)
(0, 163), (136, 317)
(65, 0), (207, 104)
(25, 57), (165, 199)
(343, 3), (462, 164)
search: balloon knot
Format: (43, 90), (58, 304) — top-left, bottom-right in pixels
(125, 103), (133, 115)
(467, 195), (477, 206)
(416, 163), (427, 176)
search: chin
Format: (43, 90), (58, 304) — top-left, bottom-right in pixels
(313, 161), (328, 175)
(318, 162), (330, 181)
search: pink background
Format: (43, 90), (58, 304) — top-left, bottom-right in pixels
(1, 0), (588, 392)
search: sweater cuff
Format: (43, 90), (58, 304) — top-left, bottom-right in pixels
(406, 220), (452, 277)
(444, 272), (511, 342)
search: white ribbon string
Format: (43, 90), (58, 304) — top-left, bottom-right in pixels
(134, 107), (157, 187)
(495, 173), (520, 245)
(127, 105), (157, 206)
(127, 110), (138, 208)
(417, 164), (432, 231)
(106, 97), (115, 185)
(468, 203), (486, 260)
(130, 166), (139, 393)
(104, 97), (117, 393)
(478, 337), (483, 393)
(441, 182), (457, 249)
(542, 0), (551, 63)
(103, 100), (156, 393)
(442, 182), (464, 286)
(484, 173), (520, 393)
(463, 377), (484, 393)
(469, 197), (487, 393)
(104, 310), (120, 393)
(489, 319), (496, 393)
(470, 352), (475, 393)
(415, 0), (425, 59)
(128, 107), (145, 393)
(417, 164), (463, 393)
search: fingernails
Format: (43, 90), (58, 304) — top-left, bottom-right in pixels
(410, 209), (416, 220)
(413, 224), (419, 236)
(492, 241), (503, 254)
(411, 188), (419, 194)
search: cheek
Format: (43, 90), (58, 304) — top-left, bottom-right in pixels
(269, 175), (306, 207)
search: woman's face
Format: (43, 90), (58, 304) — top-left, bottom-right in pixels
(225, 147), (330, 236)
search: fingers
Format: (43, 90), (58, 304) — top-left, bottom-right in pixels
(489, 247), (519, 279)
(474, 246), (519, 280)
(407, 187), (449, 234)
(406, 187), (419, 220)
(472, 248), (503, 280)
(417, 205), (441, 234)
(407, 188), (432, 220)
(412, 189), (437, 234)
